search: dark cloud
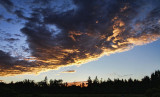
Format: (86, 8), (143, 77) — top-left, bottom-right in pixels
(0, 50), (59, 76)
(21, 46), (30, 53)
(32, 0), (51, 5)
(0, 15), (4, 20)
(0, 0), (160, 76)
(0, 0), (14, 12)
(0, 31), (12, 37)
(14, 10), (26, 19)
(0, 15), (12, 23)
(4, 38), (19, 43)
(0, 50), (16, 65)
(14, 34), (22, 37)
(5, 18), (13, 22)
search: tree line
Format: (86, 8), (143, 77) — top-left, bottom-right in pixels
(0, 70), (160, 97)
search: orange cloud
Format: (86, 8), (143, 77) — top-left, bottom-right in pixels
(61, 70), (76, 73)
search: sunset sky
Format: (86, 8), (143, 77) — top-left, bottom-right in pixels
(0, 0), (160, 83)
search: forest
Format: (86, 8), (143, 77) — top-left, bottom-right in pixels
(0, 70), (160, 97)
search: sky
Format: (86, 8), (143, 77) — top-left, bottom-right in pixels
(0, 0), (160, 83)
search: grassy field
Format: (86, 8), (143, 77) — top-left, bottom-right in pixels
(15, 94), (146, 97)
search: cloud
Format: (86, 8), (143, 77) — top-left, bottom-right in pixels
(0, 50), (32, 76)
(32, 0), (51, 5)
(0, 0), (160, 76)
(108, 73), (133, 78)
(0, 50), (62, 76)
(14, 10), (26, 19)
(14, 34), (22, 37)
(0, 15), (4, 20)
(0, 50), (15, 65)
(61, 70), (76, 73)
(121, 74), (133, 78)
(5, 18), (13, 23)
(0, 0), (14, 12)
(4, 38), (20, 43)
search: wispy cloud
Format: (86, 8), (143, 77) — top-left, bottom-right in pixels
(61, 70), (76, 73)
(108, 73), (133, 78)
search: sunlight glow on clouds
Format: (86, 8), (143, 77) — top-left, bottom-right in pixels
(0, 0), (160, 76)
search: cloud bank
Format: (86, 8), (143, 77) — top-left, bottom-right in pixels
(0, 0), (160, 76)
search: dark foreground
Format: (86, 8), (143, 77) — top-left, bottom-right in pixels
(0, 70), (160, 97)
(8, 94), (146, 97)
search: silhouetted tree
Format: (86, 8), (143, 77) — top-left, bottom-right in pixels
(82, 82), (85, 88)
(44, 76), (48, 84)
(38, 76), (48, 87)
(50, 79), (63, 87)
(87, 76), (92, 87)
(64, 82), (68, 87)
(93, 76), (99, 84)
